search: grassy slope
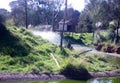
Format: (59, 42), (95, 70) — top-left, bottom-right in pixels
(0, 25), (120, 74)
(69, 51), (120, 72)
(0, 26), (70, 73)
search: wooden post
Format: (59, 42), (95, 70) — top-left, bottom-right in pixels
(93, 31), (95, 44)
(52, 10), (55, 31)
(116, 21), (119, 44)
(60, 0), (67, 51)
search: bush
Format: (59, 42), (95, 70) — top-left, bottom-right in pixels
(95, 43), (116, 53)
(81, 33), (93, 45)
(55, 47), (71, 56)
(60, 63), (91, 79)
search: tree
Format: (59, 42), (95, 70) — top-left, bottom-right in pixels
(9, 0), (63, 27)
(109, 0), (120, 43)
(78, 13), (93, 33)
(0, 8), (10, 23)
(77, 0), (102, 43)
(9, 0), (27, 26)
(25, 0), (28, 29)
(77, 0), (120, 44)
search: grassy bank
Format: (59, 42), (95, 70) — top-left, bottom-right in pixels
(64, 32), (120, 54)
(0, 25), (70, 73)
(0, 25), (120, 75)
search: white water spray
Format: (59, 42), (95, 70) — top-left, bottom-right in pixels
(32, 31), (67, 45)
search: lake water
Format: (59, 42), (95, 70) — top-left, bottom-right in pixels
(1, 77), (120, 83)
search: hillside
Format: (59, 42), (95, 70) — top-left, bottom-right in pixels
(0, 24), (70, 73)
(0, 25), (120, 76)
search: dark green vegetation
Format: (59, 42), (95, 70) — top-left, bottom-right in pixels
(64, 33), (92, 45)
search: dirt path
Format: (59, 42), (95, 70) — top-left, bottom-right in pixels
(91, 50), (120, 57)
(72, 45), (120, 57)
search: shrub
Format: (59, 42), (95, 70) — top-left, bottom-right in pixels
(81, 33), (93, 45)
(31, 66), (40, 74)
(60, 63), (91, 79)
(55, 47), (71, 56)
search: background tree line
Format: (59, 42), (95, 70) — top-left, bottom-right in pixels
(77, 0), (120, 43)
(0, 0), (80, 28)
(0, 0), (119, 43)
(9, 0), (64, 26)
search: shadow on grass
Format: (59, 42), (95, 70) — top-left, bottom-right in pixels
(79, 50), (93, 55)
(60, 63), (92, 80)
(0, 24), (31, 57)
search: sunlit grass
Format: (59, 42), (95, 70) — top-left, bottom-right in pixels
(0, 26), (120, 74)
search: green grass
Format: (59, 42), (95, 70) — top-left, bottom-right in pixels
(64, 33), (93, 45)
(64, 33), (83, 44)
(67, 51), (120, 72)
(0, 25), (120, 74)
(0, 25), (70, 73)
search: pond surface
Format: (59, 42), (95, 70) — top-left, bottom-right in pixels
(1, 77), (120, 83)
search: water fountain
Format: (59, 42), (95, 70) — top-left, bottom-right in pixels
(32, 30), (67, 46)
(31, 29), (93, 52)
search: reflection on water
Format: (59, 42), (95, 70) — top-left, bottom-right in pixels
(89, 78), (112, 83)
(88, 77), (120, 83)
(1, 77), (120, 83)
(0, 79), (86, 83)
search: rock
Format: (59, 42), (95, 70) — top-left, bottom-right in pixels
(116, 47), (120, 54)
(106, 45), (115, 53)
(95, 44), (104, 51)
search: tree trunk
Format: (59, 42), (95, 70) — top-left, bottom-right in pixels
(60, 0), (67, 51)
(52, 10), (55, 31)
(92, 31), (95, 44)
(25, 0), (28, 29)
(116, 21), (119, 44)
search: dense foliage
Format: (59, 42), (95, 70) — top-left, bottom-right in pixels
(77, 0), (120, 44)
(8, 0), (64, 26)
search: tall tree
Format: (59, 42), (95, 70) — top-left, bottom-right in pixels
(0, 8), (10, 23)
(25, 0), (28, 29)
(60, 0), (67, 51)
(110, 0), (120, 43)
(77, 0), (120, 43)
(9, 0), (63, 27)
(9, 0), (26, 26)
